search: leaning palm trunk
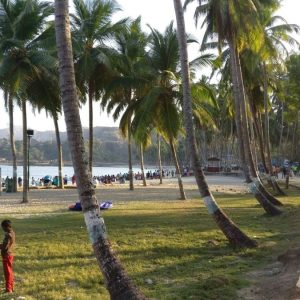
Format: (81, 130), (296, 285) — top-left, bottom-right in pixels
(169, 138), (186, 200)
(53, 114), (63, 189)
(262, 64), (285, 195)
(251, 109), (268, 174)
(229, 38), (282, 212)
(7, 92), (17, 192)
(22, 99), (28, 203)
(235, 51), (282, 207)
(250, 102), (279, 193)
(88, 83), (93, 175)
(173, 0), (257, 247)
(54, 1), (145, 298)
(139, 144), (147, 186)
(255, 114), (278, 192)
(157, 133), (163, 184)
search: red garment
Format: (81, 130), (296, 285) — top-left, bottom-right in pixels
(2, 255), (14, 292)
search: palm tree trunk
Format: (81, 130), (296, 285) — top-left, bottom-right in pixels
(236, 50), (282, 208)
(262, 64), (273, 173)
(249, 120), (258, 173)
(249, 100), (275, 190)
(292, 122), (297, 159)
(127, 122), (134, 191)
(22, 99), (28, 203)
(139, 144), (147, 186)
(173, 0), (257, 248)
(251, 108), (268, 174)
(157, 133), (163, 184)
(169, 138), (186, 200)
(54, 1), (144, 298)
(229, 37), (282, 213)
(262, 64), (285, 195)
(284, 124), (290, 157)
(7, 92), (17, 192)
(279, 103), (284, 157)
(88, 82), (93, 175)
(253, 111), (277, 191)
(54, 113), (63, 189)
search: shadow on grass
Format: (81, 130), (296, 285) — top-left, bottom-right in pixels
(5, 193), (300, 299)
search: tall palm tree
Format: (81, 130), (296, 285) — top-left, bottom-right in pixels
(258, 11), (299, 193)
(54, 0), (145, 298)
(185, 0), (283, 215)
(0, 0), (55, 202)
(102, 17), (149, 191)
(173, 0), (257, 247)
(132, 22), (187, 200)
(71, 0), (124, 174)
(27, 66), (64, 189)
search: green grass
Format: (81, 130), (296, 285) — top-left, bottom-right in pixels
(1, 188), (300, 299)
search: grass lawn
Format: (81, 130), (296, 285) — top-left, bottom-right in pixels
(0, 187), (300, 299)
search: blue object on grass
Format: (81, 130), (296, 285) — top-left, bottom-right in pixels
(69, 201), (113, 211)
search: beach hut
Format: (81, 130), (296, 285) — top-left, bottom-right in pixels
(207, 157), (221, 173)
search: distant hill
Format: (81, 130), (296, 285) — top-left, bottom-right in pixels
(0, 126), (122, 142)
(0, 126), (177, 165)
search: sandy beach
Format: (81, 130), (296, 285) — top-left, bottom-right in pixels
(1, 174), (299, 217)
(0, 175), (249, 215)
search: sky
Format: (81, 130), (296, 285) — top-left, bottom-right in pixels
(0, 0), (298, 132)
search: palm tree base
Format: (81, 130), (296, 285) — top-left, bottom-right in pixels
(213, 209), (258, 248)
(93, 237), (146, 300)
(255, 180), (283, 206)
(249, 182), (282, 215)
(270, 177), (286, 196)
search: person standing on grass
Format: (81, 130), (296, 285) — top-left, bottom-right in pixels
(0, 220), (15, 293)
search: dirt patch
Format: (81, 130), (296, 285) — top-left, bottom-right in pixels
(238, 248), (300, 300)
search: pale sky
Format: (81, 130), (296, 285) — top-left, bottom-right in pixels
(0, 0), (298, 132)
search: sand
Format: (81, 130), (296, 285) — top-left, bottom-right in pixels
(0, 175), (249, 217)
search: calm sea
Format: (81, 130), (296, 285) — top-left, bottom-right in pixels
(0, 165), (160, 179)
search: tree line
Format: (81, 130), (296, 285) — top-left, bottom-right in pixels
(0, 135), (185, 165)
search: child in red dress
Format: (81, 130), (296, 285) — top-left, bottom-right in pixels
(0, 220), (15, 293)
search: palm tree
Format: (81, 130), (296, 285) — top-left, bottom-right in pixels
(0, 0), (55, 202)
(54, 0), (145, 298)
(102, 17), (149, 191)
(26, 66), (64, 189)
(71, 0), (124, 174)
(185, 0), (283, 215)
(173, 0), (257, 247)
(258, 11), (299, 194)
(132, 124), (152, 187)
(132, 22), (187, 200)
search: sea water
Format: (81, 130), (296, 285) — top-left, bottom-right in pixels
(0, 165), (160, 179)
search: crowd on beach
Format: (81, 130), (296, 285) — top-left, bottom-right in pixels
(1, 161), (299, 189)
(1, 168), (179, 188)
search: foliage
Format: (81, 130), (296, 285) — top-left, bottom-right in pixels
(0, 135), (181, 165)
